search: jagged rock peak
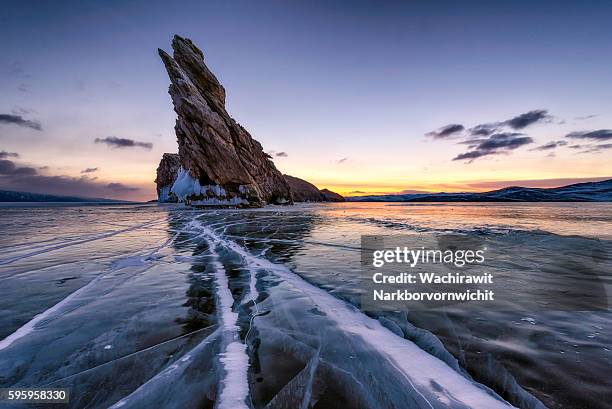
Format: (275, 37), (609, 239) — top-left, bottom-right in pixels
(157, 35), (292, 207)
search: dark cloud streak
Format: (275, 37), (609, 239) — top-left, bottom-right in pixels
(503, 109), (551, 130)
(94, 136), (153, 149)
(0, 159), (37, 176)
(570, 143), (612, 154)
(0, 151), (20, 159)
(574, 114), (598, 121)
(426, 124), (464, 139)
(0, 158), (140, 199)
(566, 129), (612, 141)
(531, 140), (568, 151)
(106, 182), (139, 192)
(0, 114), (42, 130)
(469, 124), (498, 136)
(466, 110), (550, 137)
(453, 133), (533, 162)
(0, 172), (140, 198)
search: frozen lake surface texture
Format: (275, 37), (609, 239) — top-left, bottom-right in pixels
(0, 202), (610, 409)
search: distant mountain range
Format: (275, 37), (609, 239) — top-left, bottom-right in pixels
(0, 190), (128, 203)
(347, 179), (612, 202)
(3, 179), (610, 204)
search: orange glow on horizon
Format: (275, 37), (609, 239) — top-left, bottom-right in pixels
(311, 176), (612, 197)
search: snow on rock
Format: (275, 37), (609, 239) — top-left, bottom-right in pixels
(157, 35), (292, 207)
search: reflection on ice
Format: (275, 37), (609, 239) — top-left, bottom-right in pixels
(0, 203), (610, 408)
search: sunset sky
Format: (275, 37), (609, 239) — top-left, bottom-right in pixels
(1, 0), (611, 201)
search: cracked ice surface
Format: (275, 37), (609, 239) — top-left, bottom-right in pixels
(1, 202), (610, 408)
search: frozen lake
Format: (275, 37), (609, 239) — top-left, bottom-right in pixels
(0, 202), (610, 409)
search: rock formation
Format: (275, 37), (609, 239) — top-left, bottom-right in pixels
(283, 174), (345, 202)
(155, 153), (180, 202)
(157, 35), (292, 207)
(283, 174), (324, 202)
(320, 188), (345, 202)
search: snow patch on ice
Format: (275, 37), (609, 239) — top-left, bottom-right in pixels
(208, 243), (250, 409)
(218, 341), (250, 409)
(209, 247), (239, 333)
(196, 221), (515, 409)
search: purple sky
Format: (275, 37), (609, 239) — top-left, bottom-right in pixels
(1, 1), (611, 200)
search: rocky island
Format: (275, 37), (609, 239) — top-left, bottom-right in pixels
(155, 35), (343, 207)
(282, 174), (345, 202)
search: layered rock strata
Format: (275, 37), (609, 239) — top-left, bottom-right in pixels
(157, 35), (292, 207)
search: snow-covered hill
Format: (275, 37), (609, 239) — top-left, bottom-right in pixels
(348, 179), (612, 202)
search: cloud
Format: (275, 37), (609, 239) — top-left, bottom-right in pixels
(452, 150), (491, 161)
(0, 155), (141, 199)
(426, 124), (464, 139)
(8, 61), (31, 78)
(0, 170), (140, 199)
(427, 110), (551, 162)
(469, 124), (499, 136)
(531, 140), (568, 151)
(81, 167), (99, 173)
(266, 150), (289, 158)
(458, 135), (500, 148)
(11, 106), (36, 116)
(503, 109), (551, 130)
(0, 151), (19, 159)
(0, 114), (42, 130)
(94, 136), (153, 149)
(466, 109), (550, 136)
(349, 190), (367, 194)
(106, 182), (139, 192)
(581, 143), (612, 153)
(571, 143), (612, 154)
(574, 114), (598, 121)
(453, 133), (533, 162)
(9, 62), (32, 91)
(565, 129), (612, 141)
(0, 159), (37, 176)
(337, 157), (349, 164)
